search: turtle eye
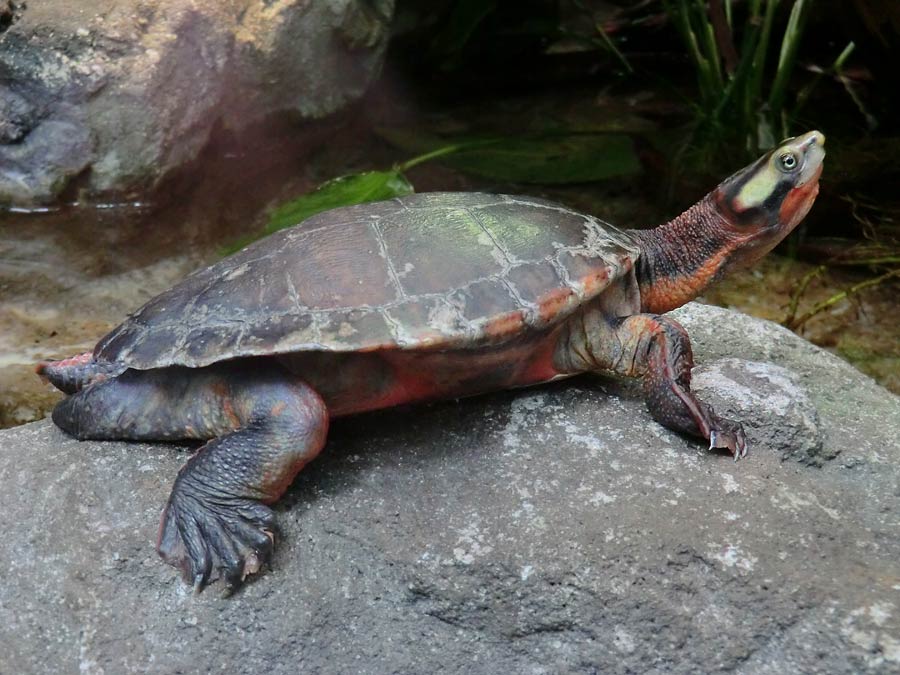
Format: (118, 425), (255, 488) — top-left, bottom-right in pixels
(778, 152), (798, 172)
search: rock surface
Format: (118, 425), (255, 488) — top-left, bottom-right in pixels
(692, 358), (825, 465)
(0, 0), (392, 204)
(1, 303), (899, 674)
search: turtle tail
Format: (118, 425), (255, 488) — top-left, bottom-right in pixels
(37, 352), (125, 394)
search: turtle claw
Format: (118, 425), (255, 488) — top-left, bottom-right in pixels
(193, 573), (207, 594)
(157, 477), (277, 593)
(708, 418), (748, 461)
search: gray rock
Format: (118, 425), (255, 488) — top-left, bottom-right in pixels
(0, 0), (393, 205)
(1, 302), (899, 674)
(671, 303), (894, 470)
(692, 358), (825, 465)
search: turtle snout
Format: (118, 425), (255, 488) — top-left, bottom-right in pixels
(805, 130), (825, 148)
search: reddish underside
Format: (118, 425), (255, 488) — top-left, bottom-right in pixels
(281, 272), (617, 418)
(288, 326), (566, 418)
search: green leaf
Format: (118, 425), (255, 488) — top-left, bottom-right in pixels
(382, 129), (641, 184)
(221, 170), (414, 255)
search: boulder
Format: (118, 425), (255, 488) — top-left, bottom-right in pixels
(1, 303), (898, 674)
(0, 0), (392, 204)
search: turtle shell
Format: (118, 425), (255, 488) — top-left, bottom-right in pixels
(95, 193), (641, 369)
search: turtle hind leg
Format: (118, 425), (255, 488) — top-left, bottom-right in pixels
(36, 352), (125, 394)
(52, 362), (329, 591)
(158, 371), (329, 592)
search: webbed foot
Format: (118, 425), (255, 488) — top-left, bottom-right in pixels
(45, 361), (329, 592)
(157, 474), (276, 593)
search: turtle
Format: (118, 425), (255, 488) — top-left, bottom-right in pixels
(38, 130), (825, 592)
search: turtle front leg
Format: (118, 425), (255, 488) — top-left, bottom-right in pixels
(632, 315), (747, 458)
(52, 363), (329, 591)
(558, 311), (747, 458)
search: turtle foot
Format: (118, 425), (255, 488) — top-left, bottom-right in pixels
(157, 478), (276, 593)
(706, 412), (748, 461)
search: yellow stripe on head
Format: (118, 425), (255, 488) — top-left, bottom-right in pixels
(735, 159), (782, 210)
(721, 131), (826, 220)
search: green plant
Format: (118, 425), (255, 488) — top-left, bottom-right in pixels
(664, 0), (814, 155)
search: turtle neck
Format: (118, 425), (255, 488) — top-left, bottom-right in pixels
(627, 193), (739, 314)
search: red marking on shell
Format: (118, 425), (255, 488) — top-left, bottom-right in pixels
(367, 356), (444, 411)
(536, 287), (577, 323)
(355, 342), (397, 353)
(482, 310), (527, 340)
(391, 376), (437, 407)
(579, 267), (610, 294)
(58, 351), (94, 366)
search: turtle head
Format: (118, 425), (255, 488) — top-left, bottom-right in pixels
(632, 131), (824, 314)
(713, 130), (825, 266)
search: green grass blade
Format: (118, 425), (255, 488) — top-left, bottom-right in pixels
(769, 0), (810, 132)
(593, 18), (633, 73)
(793, 41), (854, 119)
(746, 0), (779, 150)
(665, 0), (717, 106)
(698, 0), (725, 90)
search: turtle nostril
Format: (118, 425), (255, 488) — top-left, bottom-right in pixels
(808, 130), (825, 148)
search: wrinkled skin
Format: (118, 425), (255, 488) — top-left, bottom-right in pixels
(38, 132), (825, 592)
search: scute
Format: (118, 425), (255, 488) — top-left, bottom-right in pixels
(94, 193), (641, 369)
